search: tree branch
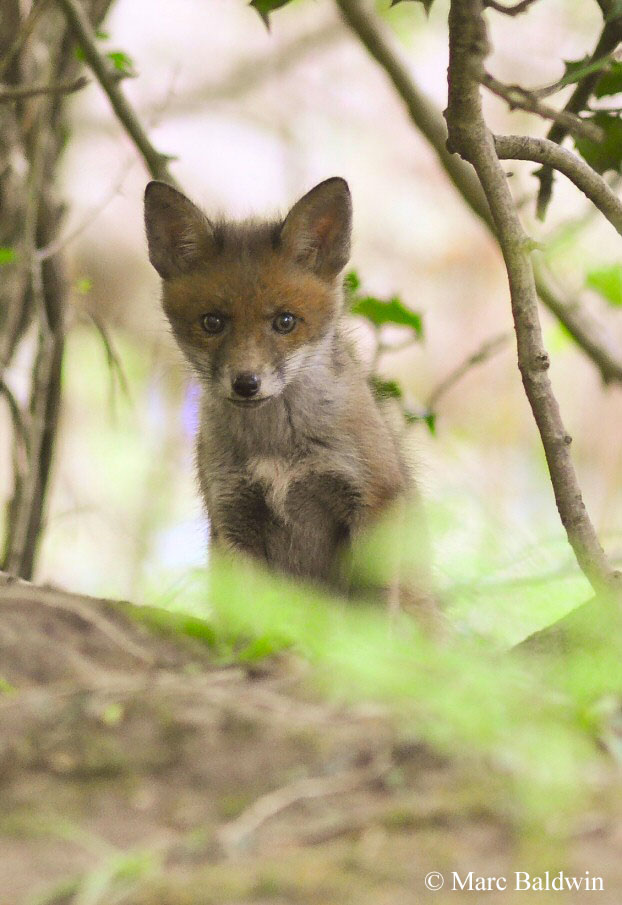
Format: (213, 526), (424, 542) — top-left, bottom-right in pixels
(482, 73), (604, 142)
(57, 0), (177, 184)
(536, 8), (622, 218)
(0, 75), (89, 102)
(334, 0), (494, 231)
(334, 0), (622, 387)
(426, 332), (512, 411)
(445, 0), (621, 598)
(495, 134), (622, 237)
(531, 259), (622, 386)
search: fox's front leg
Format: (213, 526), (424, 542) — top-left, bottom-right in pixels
(208, 481), (275, 563)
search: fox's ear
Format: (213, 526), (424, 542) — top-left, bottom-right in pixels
(280, 177), (352, 280)
(144, 181), (212, 279)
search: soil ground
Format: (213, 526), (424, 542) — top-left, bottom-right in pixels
(1, 572), (622, 905)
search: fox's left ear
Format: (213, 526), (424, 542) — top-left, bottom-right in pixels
(144, 181), (213, 279)
(280, 177), (352, 280)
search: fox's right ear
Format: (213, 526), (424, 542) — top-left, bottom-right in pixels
(144, 181), (212, 279)
(280, 177), (352, 280)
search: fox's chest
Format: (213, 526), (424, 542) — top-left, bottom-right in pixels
(245, 456), (307, 520)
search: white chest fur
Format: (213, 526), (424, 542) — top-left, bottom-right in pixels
(246, 456), (308, 519)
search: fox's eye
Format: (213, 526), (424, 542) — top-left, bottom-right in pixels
(273, 312), (297, 334)
(202, 314), (225, 335)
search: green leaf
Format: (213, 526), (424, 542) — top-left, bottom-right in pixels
(106, 50), (135, 76)
(249, 0), (293, 28)
(352, 295), (423, 337)
(370, 377), (403, 400)
(574, 113), (622, 174)
(594, 61), (622, 98)
(0, 247), (16, 266)
(586, 264), (622, 307)
(403, 409), (436, 433)
(558, 55), (612, 90)
(389, 0), (434, 12)
(344, 270), (361, 295)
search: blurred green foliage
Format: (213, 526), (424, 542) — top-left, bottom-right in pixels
(140, 550), (621, 834)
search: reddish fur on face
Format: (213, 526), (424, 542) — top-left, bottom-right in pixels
(162, 250), (338, 385)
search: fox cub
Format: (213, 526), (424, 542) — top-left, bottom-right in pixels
(144, 177), (409, 589)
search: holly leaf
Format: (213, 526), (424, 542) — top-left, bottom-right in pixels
(351, 294), (423, 337)
(595, 61), (622, 98)
(249, 0), (293, 28)
(389, 0), (435, 12)
(586, 264), (622, 307)
(574, 113), (622, 174)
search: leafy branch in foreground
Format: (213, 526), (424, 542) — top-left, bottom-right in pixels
(332, 0), (622, 387)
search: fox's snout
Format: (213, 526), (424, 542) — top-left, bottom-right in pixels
(231, 373), (260, 399)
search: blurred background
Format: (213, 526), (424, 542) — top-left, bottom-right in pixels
(2, 0), (621, 641)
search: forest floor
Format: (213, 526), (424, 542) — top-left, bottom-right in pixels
(2, 572), (622, 905)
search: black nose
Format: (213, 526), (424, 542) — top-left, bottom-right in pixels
(232, 373), (260, 398)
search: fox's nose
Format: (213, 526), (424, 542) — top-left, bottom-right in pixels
(232, 373), (260, 398)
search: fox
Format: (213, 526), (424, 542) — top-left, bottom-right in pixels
(144, 177), (414, 592)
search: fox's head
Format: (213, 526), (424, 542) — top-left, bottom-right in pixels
(144, 177), (351, 407)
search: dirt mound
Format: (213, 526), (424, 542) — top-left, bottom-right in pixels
(1, 573), (621, 904)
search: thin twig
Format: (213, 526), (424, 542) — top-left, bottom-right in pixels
(0, 75), (88, 102)
(495, 134), (622, 237)
(482, 73), (604, 142)
(2, 587), (156, 665)
(532, 259), (622, 386)
(218, 753), (391, 856)
(0, 378), (30, 479)
(427, 332), (512, 411)
(83, 309), (132, 407)
(37, 155), (137, 261)
(484, 0), (539, 13)
(334, 0), (494, 230)
(57, 0), (177, 184)
(445, 0), (621, 598)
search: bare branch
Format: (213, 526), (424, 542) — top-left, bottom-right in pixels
(482, 73), (604, 142)
(445, 0), (621, 598)
(0, 75), (89, 102)
(0, 378), (30, 478)
(484, 0), (539, 13)
(495, 134), (622, 237)
(57, 0), (177, 184)
(531, 259), (622, 386)
(426, 332), (512, 411)
(218, 754), (390, 856)
(334, 0), (493, 231)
